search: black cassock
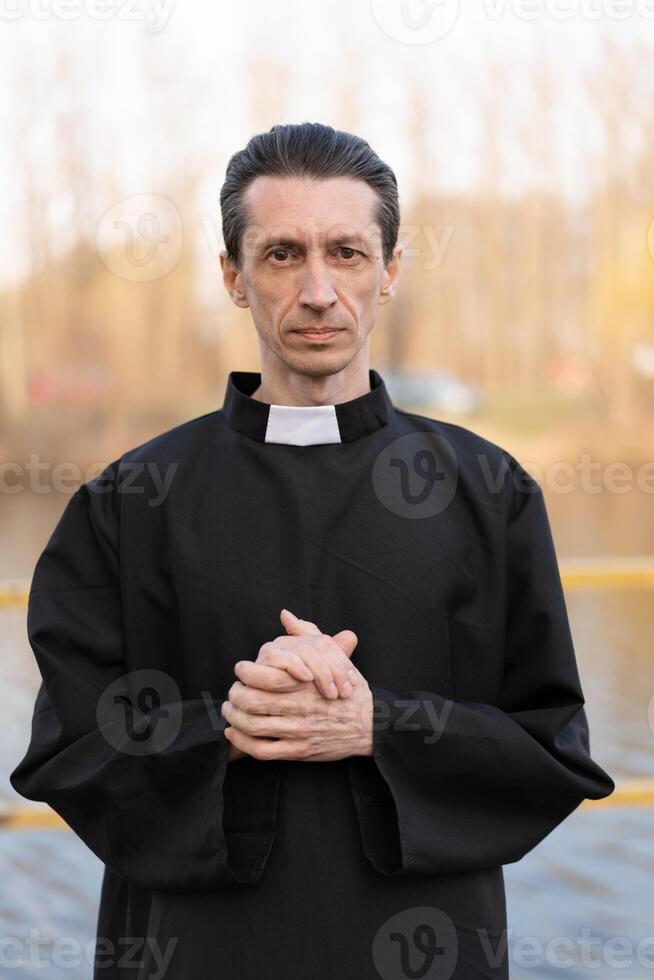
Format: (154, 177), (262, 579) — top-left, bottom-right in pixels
(11, 368), (615, 980)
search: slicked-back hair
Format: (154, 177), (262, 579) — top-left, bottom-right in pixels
(220, 122), (400, 270)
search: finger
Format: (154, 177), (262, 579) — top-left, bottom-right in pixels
(332, 629), (359, 660)
(263, 633), (358, 696)
(268, 635), (357, 698)
(234, 659), (308, 693)
(261, 634), (355, 678)
(227, 679), (277, 713)
(224, 726), (304, 762)
(280, 616), (361, 689)
(257, 639), (338, 698)
(295, 635), (362, 699)
(287, 641), (348, 700)
(279, 611), (358, 666)
(227, 683), (307, 717)
(250, 648), (314, 683)
(279, 608), (321, 636)
(328, 630), (360, 686)
(326, 630), (361, 687)
(221, 701), (301, 738)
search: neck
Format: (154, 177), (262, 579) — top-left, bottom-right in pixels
(252, 345), (372, 407)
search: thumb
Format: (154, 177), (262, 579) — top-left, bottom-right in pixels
(331, 629), (358, 659)
(280, 611), (358, 657)
(280, 608), (321, 636)
(280, 609), (358, 662)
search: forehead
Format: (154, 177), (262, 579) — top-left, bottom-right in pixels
(242, 175), (380, 245)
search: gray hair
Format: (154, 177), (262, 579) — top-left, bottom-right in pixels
(220, 122), (400, 269)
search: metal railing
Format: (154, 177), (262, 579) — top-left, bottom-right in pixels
(3, 556), (654, 608)
(1, 779), (652, 830)
(2, 558), (652, 824)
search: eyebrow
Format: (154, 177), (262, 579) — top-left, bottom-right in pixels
(257, 234), (369, 253)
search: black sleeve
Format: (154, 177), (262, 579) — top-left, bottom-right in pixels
(9, 462), (279, 893)
(348, 463), (615, 876)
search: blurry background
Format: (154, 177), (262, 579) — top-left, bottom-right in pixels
(1, 1), (653, 977)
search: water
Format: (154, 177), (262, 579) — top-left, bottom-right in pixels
(1, 486), (653, 978)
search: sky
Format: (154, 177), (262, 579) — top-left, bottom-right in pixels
(1, 0), (653, 289)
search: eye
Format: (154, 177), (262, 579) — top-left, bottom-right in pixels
(270, 248), (291, 262)
(336, 247), (361, 260)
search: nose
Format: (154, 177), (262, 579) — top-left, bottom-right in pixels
(297, 256), (338, 311)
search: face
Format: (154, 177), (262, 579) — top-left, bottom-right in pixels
(220, 175), (402, 378)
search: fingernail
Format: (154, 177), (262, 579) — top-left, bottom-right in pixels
(329, 682), (338, 697)
(282, 608), (297, 618)
(342, 681), (353, 697)
(301, 666), (313, 680)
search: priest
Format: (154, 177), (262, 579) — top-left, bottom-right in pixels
(11, 122), (615, 980)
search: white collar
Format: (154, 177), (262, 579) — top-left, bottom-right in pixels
(265, 403), (341, 446)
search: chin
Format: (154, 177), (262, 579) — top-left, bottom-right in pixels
(282, 351), (355, 378)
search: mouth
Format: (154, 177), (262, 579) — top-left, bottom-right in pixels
(293, 328), (344, 342)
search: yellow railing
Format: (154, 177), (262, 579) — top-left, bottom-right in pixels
(0, 581), (29, 608)
(1, 779), (651, 831)
(558, 556), (654, 590)
(2, 557), (654, 608)
(2, 560), (652, 825)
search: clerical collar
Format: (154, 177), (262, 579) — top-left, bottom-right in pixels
(221, 368), (394, 445)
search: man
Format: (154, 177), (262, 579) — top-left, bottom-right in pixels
(11, 122), (614, 979)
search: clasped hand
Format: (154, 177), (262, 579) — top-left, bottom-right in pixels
(221, 609), (373, 762)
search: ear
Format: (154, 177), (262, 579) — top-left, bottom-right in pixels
(379, 242), (402, 306)
(220, 250), (250, 309)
